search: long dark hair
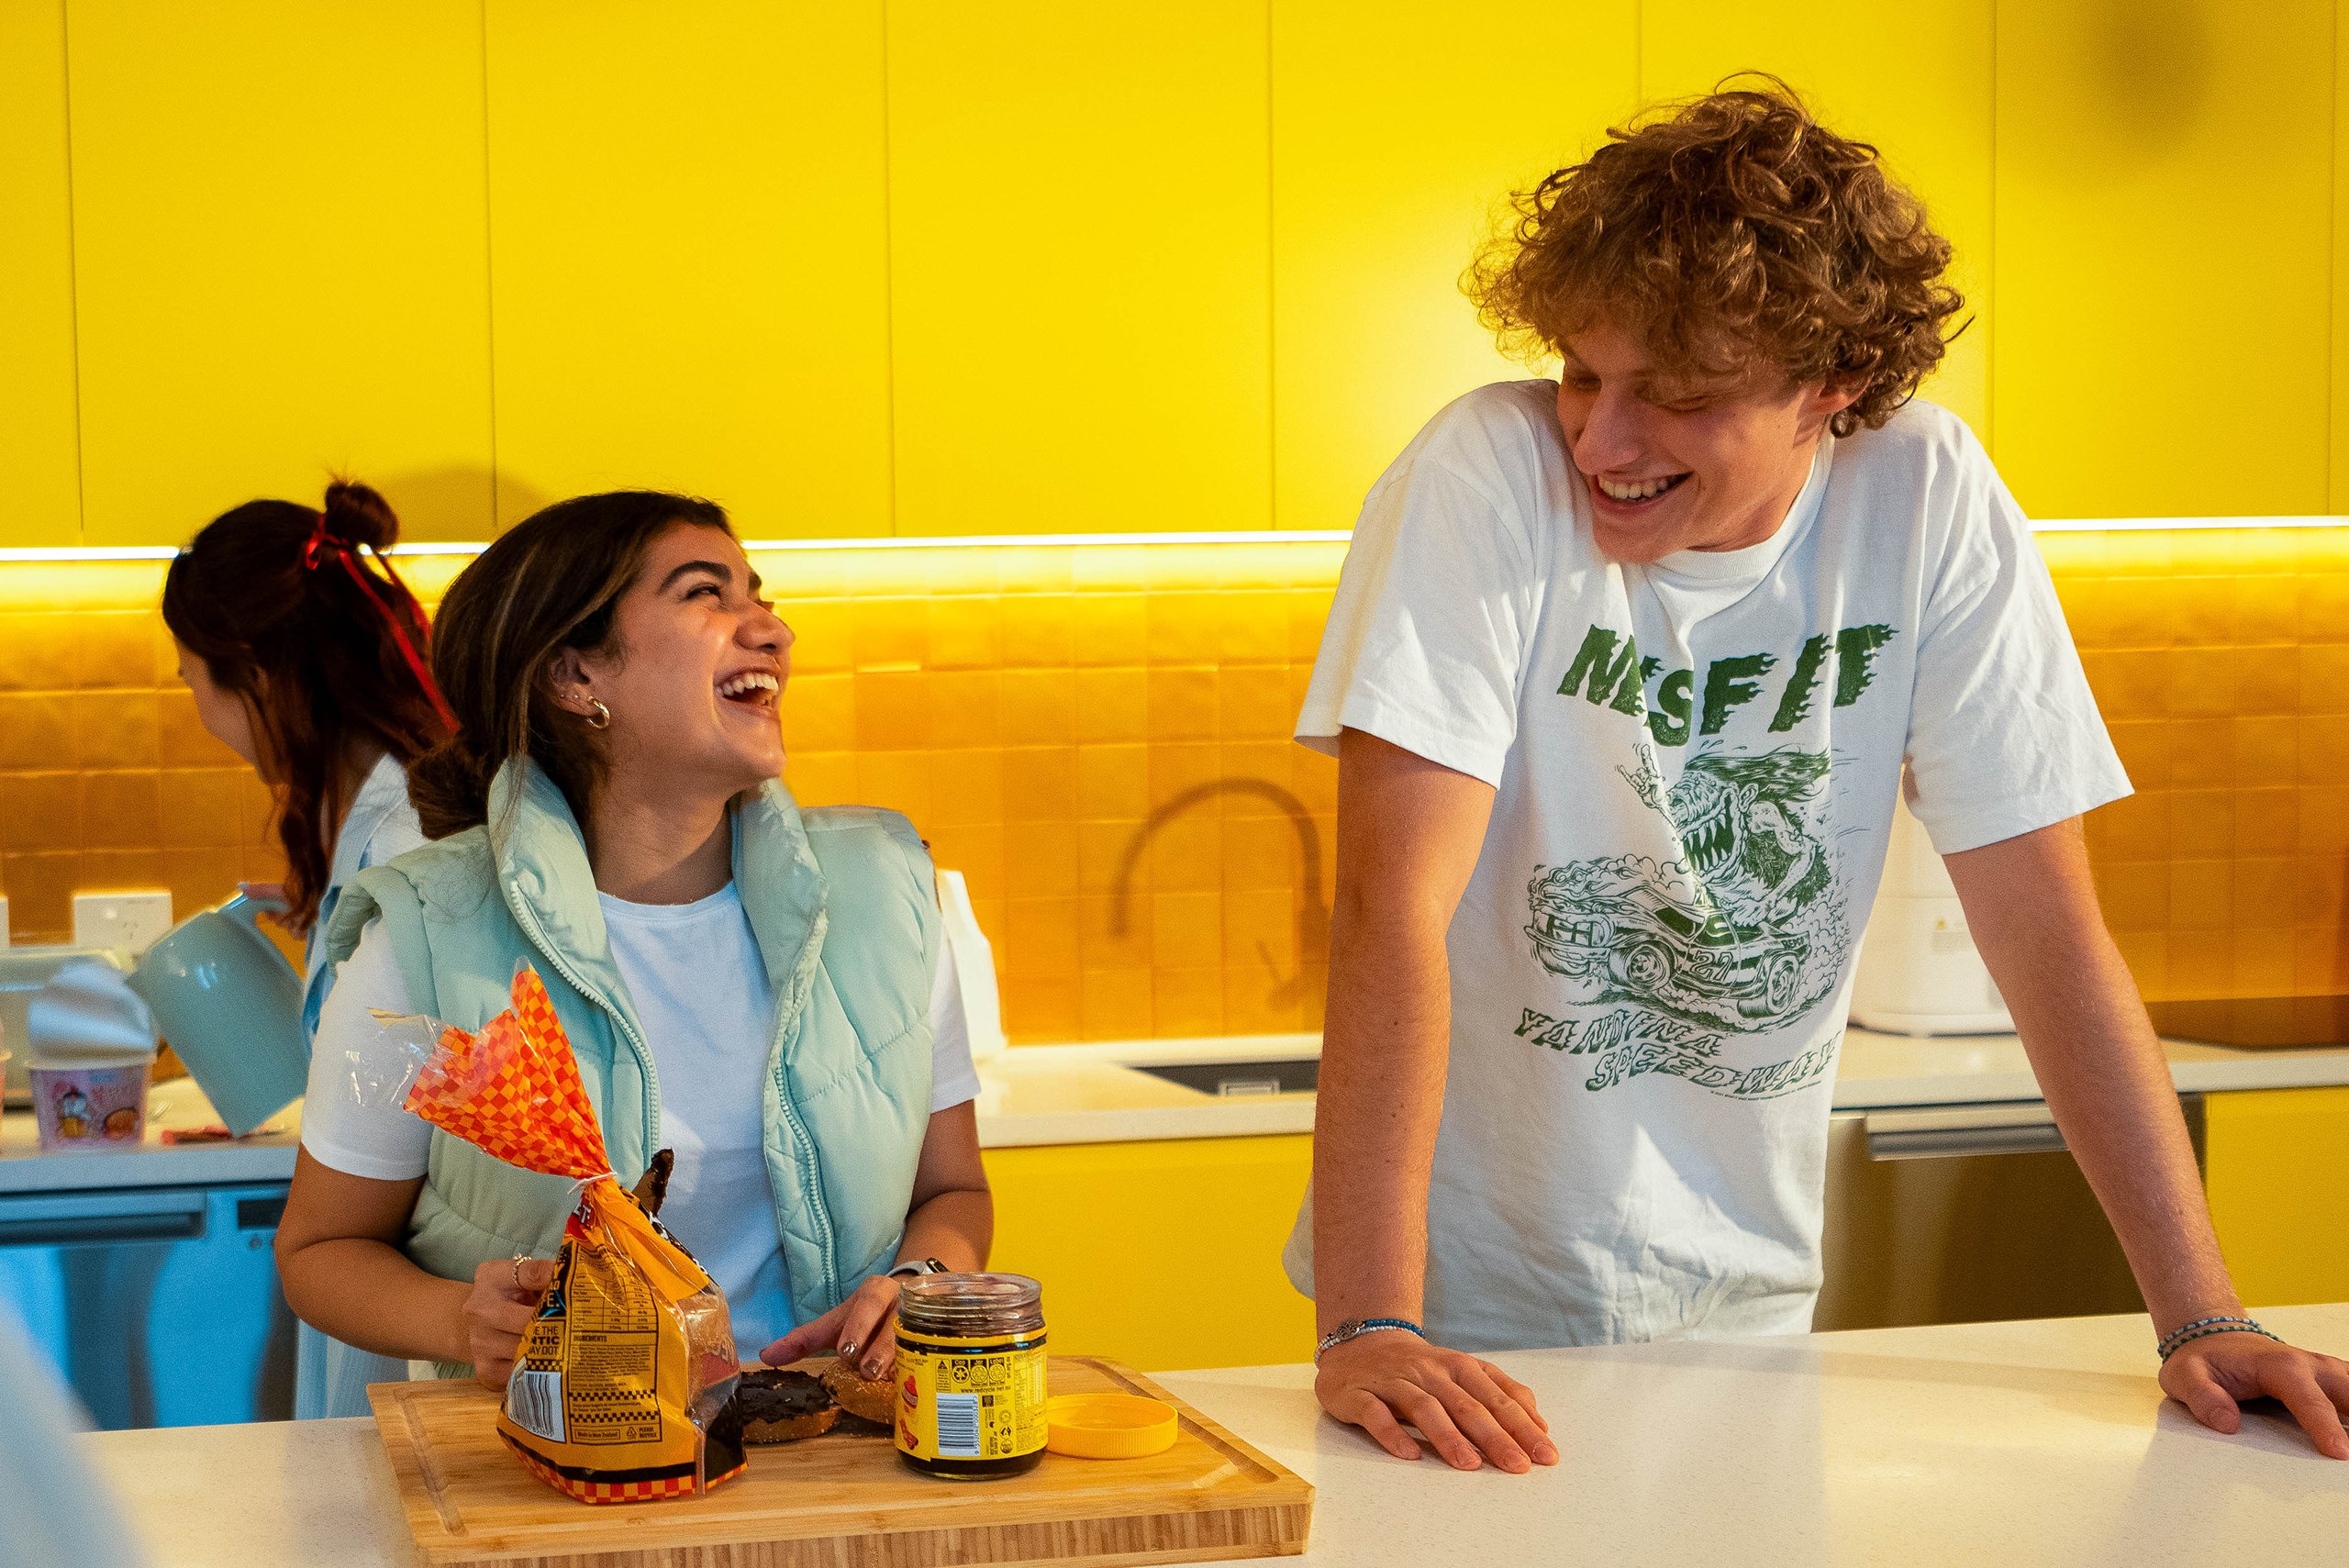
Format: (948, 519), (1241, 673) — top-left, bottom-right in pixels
(161, 482), (453, 932)
(406, 491), (733, 840)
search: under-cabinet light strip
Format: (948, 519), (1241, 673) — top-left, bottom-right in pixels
(1, 517), (2343, 564)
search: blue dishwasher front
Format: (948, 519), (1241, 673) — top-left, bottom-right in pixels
(0, 1181), (295, 1429)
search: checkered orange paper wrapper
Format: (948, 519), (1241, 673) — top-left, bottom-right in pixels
(398, 963), (746, 1502)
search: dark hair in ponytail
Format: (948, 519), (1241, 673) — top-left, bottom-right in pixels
(161, 481), (453, 932)
(406, 491), (733, 840)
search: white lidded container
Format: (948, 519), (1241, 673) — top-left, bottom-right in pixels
(26, 961), (158, 1151)
(1, 945), (130, 1102)
(1849, 778), (2013, 1036)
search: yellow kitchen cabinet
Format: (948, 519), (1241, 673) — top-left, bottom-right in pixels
(886, 2), (1271, 537)
(64, 0), (494, 545)
(482, 3), (892, 536)
(1268, 1), (1638, 533)
(2334, 10), (2349, 514)
(1991, 0), (2332, 520)
(0, 1), (81, 548)
(983, 1133), (1315, 1371)
(1640, 0), (1992, 446)
(2204, 1085), (2349, 1307)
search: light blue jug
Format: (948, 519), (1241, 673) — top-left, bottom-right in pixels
(127, 892), (306, 1136)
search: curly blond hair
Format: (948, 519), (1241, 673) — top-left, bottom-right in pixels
(1467, 81), (1967, 437)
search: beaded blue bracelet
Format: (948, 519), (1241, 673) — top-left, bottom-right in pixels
(2157, 1313), (2261, 1356)
(1315, 1317), (1427, 1364)
(2157, 1315), (2277, 1361)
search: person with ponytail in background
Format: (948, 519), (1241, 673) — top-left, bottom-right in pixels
(161, 479), (455, 1417)
(275, 491), (989, 1395)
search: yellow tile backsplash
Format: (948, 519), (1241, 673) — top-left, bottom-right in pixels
(2045, 527), (2349, 1002)
(3, 528), (2345, 1038)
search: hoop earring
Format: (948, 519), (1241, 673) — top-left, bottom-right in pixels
(584, 697), (612, 730)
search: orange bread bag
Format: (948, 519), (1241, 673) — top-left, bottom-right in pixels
(399, 964), (745, 1502)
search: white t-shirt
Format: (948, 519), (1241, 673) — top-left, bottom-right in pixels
(1290, 382), (2129, 1352)
(303, 884), (982, 1350)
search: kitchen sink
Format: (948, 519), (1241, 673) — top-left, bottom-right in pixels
(1131, 1058), (1319, 1096)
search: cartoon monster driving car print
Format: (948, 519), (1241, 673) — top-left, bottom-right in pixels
(1524, 746), (1846, 1031)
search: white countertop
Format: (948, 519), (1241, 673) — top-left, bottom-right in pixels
(81, 1304), (2349, 1567)
(0, 1075), (300, 1194)
(973, 1032), (1324, 1146)
(1834, 1026), (2349, 1108)
(7, 1028), (2349, 1192)
(971, 1025), (2349, 1147)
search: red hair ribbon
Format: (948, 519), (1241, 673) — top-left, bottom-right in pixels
(306, 512), (459, 734)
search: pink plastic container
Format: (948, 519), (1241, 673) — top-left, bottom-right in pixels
(30, 1060), (150, 1151)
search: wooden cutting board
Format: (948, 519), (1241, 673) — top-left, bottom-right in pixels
(367, 1355), (1311, 1568)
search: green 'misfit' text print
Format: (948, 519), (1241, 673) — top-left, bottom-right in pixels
(1555, 622), (1898, 745)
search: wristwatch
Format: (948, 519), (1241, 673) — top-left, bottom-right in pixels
(886, 1257), (951, 1279)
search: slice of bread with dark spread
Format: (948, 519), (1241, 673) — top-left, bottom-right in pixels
(733, 1369), (838, 1443)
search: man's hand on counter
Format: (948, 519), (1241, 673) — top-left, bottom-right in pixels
(2159, 1332), (2349, 1460)
(1314, 1331), (1558, 1473)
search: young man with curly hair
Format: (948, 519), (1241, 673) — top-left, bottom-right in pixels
(1293, 85), (2349, 1472)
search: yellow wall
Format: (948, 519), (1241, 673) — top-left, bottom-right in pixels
(5, 1), (2345, 547)
(4, 529), (2345, 1038)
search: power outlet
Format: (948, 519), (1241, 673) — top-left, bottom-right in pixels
(72, 891), (174, 956)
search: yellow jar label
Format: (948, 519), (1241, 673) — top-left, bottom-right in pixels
(894, 1331), (1048, 1462)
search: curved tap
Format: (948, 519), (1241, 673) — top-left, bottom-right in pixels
(1108, 777), (1329, 1008)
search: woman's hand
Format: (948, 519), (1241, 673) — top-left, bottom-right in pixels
(760, 1274), (902, 1379)
(2160, 1332), (2349, 1460)
(1315, 1330), (1558, 1473)
(460, 1257), (556, 1387)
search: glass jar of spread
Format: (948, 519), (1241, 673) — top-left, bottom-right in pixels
(893, 1272), (1048, 1479)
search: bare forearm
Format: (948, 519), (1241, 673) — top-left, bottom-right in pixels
(898, 1187), (992, 1274)
(1998, 926), (2234, 1328)
(280, 1238), (472, 1364)
(1952, 822), (2236, 1333)
(1311, 906), (1453, 1333)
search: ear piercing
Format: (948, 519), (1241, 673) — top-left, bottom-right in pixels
(584, 696), (612, 729)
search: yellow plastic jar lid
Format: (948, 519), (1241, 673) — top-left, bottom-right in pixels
(1044, 1393), (1179, 1459)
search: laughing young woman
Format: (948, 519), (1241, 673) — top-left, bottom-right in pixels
(275, 491), (989, 1387)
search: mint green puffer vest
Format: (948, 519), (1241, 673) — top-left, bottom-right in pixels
(320, 760), (939, 1350)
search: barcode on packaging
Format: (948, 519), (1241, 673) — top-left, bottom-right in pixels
(934, 1392), (981, 1458)
(507, 1368), (565, 1443)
